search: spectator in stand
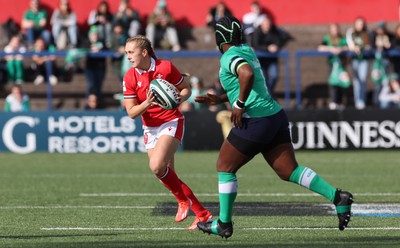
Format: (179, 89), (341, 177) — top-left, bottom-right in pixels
(112, 0), (141, 38)
(50, 0), (78, 50)
(85, 26), (107, 106)
(379, 73), (400, 109)
(318, 23), (349, 110)
(110, 22), (128, 82)
(346, 17), (373, 110)
(242, 1), (266, 45)
(84, 93), (100, 110)
(371, 22), (392, 107)
(179, 76), (208, 112)
(4, 84), (30, 112)
(31, 37), (58, 86)
(21, 0), (51, 47)
(88, 1), (113, 48)
(252, 15), (292, 97)
(146, 0), (181, 52)
(206, 1), (232, 29)
(390, 24), (400, 76)
(4, 35), (26, 84)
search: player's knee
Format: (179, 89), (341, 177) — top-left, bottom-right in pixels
(149, 160), (167, 177)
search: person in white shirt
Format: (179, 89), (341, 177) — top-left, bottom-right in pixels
(4, 85), (30, 112)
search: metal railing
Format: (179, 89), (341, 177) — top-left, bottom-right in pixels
(1, 49), (290, 110)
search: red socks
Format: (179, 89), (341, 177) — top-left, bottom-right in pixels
(158, 167), (188, 202)
(158, 167), (208, 217)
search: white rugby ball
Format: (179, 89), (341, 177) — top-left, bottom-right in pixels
(149, 79), (180, 110)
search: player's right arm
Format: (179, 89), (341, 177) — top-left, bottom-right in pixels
(124, 89), (155, 119)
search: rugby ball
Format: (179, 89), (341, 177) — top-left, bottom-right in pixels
(149, 79), (180, 110)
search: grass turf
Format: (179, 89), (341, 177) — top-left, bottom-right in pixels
(0, 151), (399, 247)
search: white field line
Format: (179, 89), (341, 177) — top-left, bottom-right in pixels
(79, 192), (400, 197)
(40, 227), (400, 231)
(3, 203), (400, 214)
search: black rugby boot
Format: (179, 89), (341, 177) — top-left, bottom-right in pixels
(197, 219), (233, 239)
(334, 189), (354, 230)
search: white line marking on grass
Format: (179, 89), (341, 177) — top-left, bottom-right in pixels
(0, 206), (162, 209)
(79, 192), (400, 197)
(40, 227), (400, 231)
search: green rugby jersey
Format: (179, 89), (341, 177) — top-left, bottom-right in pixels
(219, 44), (282, 118)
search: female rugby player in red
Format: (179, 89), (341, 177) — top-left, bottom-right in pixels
(122, 35), (213, 229)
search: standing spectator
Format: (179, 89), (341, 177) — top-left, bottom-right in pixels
(206, 1), (232, 29)
(88, 1), (113, 48)
(21, 0), (51, 47)
(112, 0), (141, 38)
(242, 1), (266, 45)
(390, 24), (400, 76)
(4, 35), (27, 84)
(346, 17), (373, 109)
(110, 23), (128, 82)
(4, 84), (30, 112)
(252, 15), (292, 97)
(146, 0), (181, 51)
(50, 0), (78, 50)
(318, 23), (349, 110)
(31, 37), (58, 86)
(379, 73), (400, 109)
(371, 22), (392, 106)
(85, 26), (106, 105)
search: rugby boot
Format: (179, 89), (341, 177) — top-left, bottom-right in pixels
(197, 219), (233, 239)
(186, 211), (213, 230)
(175, 199), (191, 222)
(334, 189), (353, 231)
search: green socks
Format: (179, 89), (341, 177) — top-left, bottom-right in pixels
(289, 165), (336, 202)
(218, 172), (237, 223)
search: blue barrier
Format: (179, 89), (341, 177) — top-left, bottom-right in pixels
(1, 49), (291, 110)
(294, 49), (400, 109)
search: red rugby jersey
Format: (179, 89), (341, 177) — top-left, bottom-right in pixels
(123, 58), (184, 127)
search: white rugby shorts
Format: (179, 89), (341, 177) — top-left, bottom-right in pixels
(142, 118), (184, 149)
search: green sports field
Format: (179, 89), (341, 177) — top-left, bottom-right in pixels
(0, 151), (399, 248)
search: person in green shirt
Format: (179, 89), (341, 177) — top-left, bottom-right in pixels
(195, 16), (353, 238)
(21, 0), (51, 46)
(318, 23), (349, 110)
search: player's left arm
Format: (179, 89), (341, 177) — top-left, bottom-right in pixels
(232, 61), (254, 128)
(169, 64), (191, 103)
(175, 79), (191, 103)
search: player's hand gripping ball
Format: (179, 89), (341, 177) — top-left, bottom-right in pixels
(149, 79), (180, 110)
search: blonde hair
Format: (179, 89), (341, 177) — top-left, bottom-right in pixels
(125, 35), (157, 59)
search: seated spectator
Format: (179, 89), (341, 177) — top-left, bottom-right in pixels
(4, 84), (30, 112)
(21, 0), (51, 47)
(85, 26), (107, 105)
(88, 1), (113, 48)
(179, 76), (208, 112)
(206, 1), (232, 29)
(112, 0), (141, 38)
(1, 18), (21, 48)
(242, 1), (266, 45)
(318, 23), (349, 110)
(379, 73), (400, 109)
(4, 35), (27, 84)
(252, 15), (292, 96)
(50, 0), (78, 50)
(31, 37), (58, 86)
(84, 93), (100, 110)
(146, 0), (181, 51)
